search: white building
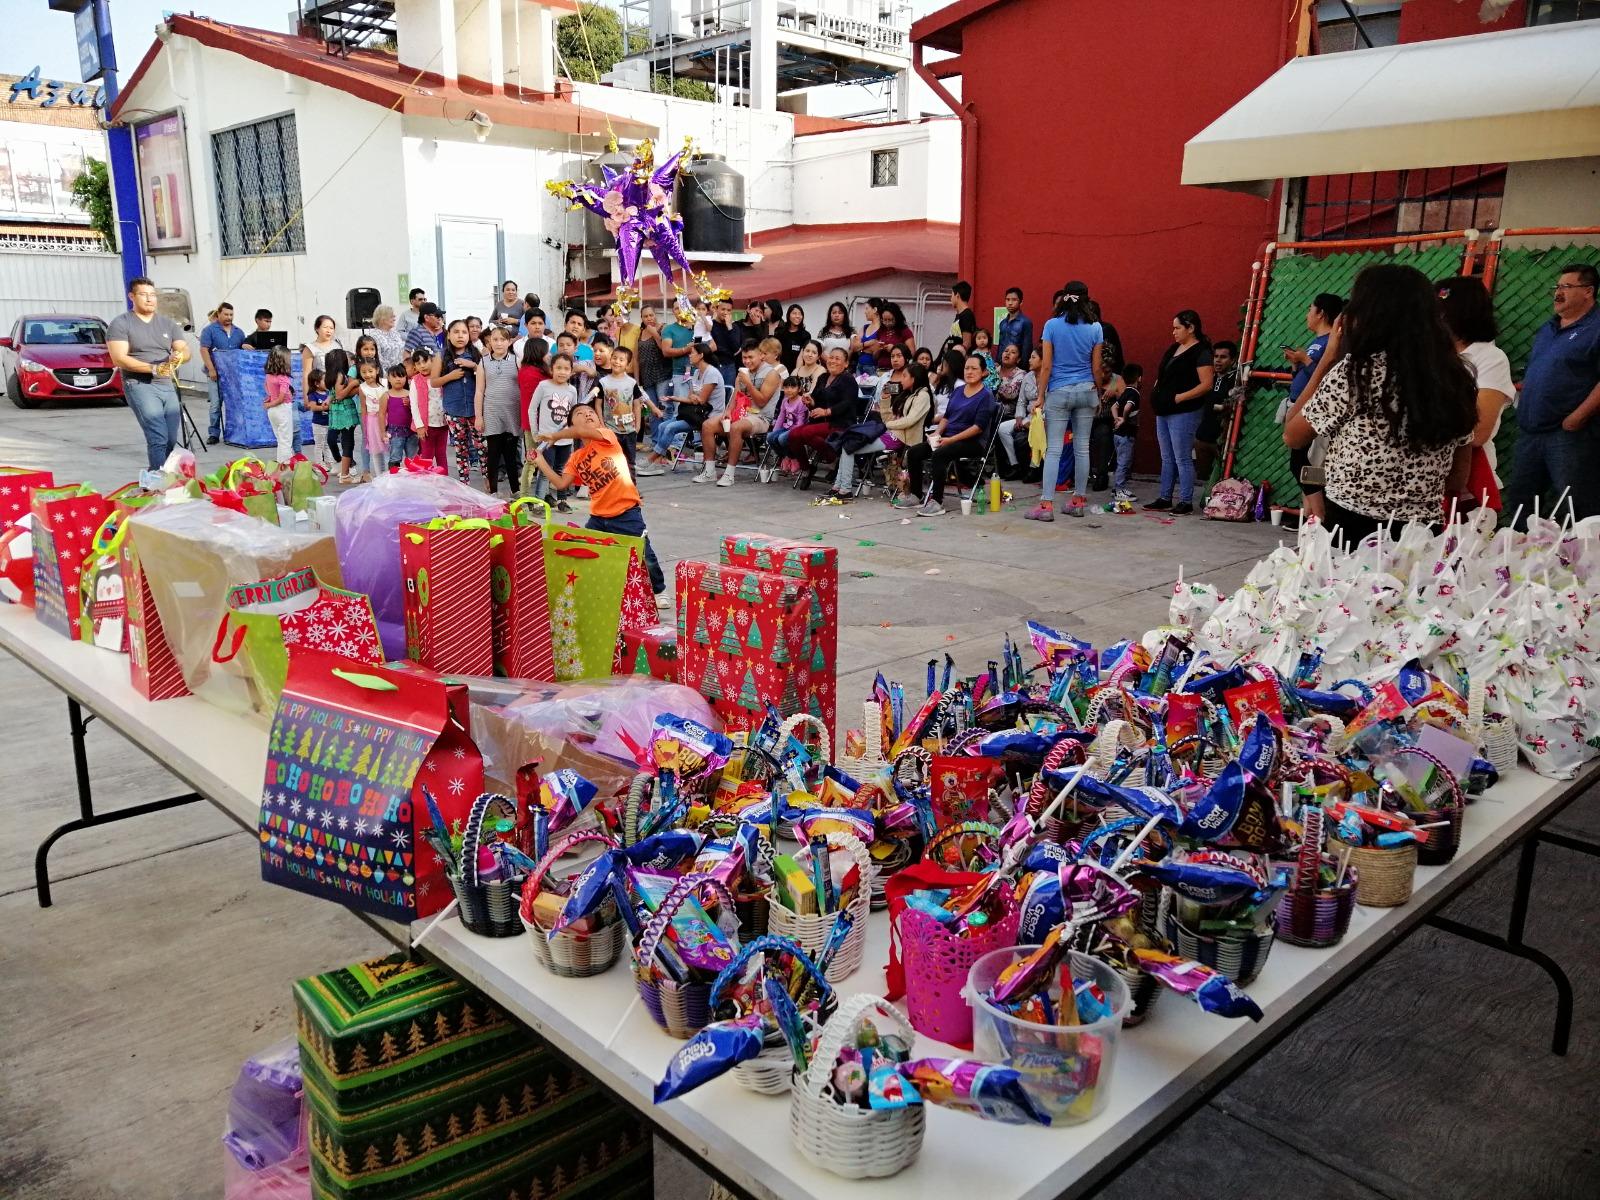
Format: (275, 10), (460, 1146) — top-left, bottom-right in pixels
(107, 0), (959, 351)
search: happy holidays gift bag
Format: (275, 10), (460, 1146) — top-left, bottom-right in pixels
(31, 483), (115, 639)
(544, 526), (654, 681)
(399, 517), (494, 676)
(0, 467), (53, 529)
(215, 567), (383, 716)
(259, 652), (484, 922)
(489, 499), (555, 681)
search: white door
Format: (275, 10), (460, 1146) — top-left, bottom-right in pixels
(437, 218), (500, 319)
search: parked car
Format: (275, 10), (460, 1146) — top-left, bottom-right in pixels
(0, 314), (124, 408)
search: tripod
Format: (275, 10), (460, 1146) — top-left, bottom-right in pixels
(176, 385), (208, 453)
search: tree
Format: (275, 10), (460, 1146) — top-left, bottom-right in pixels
(652, 75), (716, 103)
(495, 1094), (514, 1122)
(556, 4), (626, 83)
(417, 1123), (438, 1153)
(377, 1030), (400, 1063)
(362, 1144), (384, 1172)
(391, 1132), (411, 1164)
(406, 1020), (427, 1053)
(445, 1113), (464, 1141)
(70, 157), (115, 250)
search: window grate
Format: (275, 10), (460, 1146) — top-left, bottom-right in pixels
(1527, 0), (1600, 24)
(870, 148), (898, 189)
(212, 115), (306, 258)
(1295, 164), (1504, 243)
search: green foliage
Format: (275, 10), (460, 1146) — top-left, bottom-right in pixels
(557, 2), (714, 101)
(70, 157), (115, 250)
(652, 76), (715, 102)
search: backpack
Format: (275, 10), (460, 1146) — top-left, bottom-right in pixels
(1203, 476), (1255, 522)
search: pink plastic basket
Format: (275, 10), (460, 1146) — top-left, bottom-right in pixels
(901, 890), (1019, 1046)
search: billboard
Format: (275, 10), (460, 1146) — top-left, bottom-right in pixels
(133, 112), (194, 252)
(0, 123), (99, 222)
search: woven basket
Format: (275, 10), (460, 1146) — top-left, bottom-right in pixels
(779, 712), (832, 784)
(634, 874), (739, 1038)
(1330, 837), (1416, 907)
(838, 701), (888, 780)
(1087, 719), (1144, 778)
(1164, 908), (1276, 986)
(1483, 717), (1518, 777)
(921, 821), (1003, 871)
(902, 887), (1021, 1044)
(447, 793), (526, 938)
(790, 995), (925, 1179)
(1276, 879), (1357, 947)
(708, 935), (836, 1096)
(768, 832), (874, 981)
(518, 828), (627, 977)
(1393, 746), (1466, 867)
(1112, 963), (1162, 1028)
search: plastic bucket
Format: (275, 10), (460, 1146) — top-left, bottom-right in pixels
(964, 946), (1131, 1126)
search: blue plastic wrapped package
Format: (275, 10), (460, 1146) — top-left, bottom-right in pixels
(222, 1039), (309, 1199)
(215, 349), (313, 449)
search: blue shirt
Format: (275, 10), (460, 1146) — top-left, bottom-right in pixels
(1041, 317), (1103, 390)
(404, 324), (443, 356)
(1519, 307), (1600, 433)
(439, 346), (480, 418)
(199, 320), (246, 356)
(944, 384), (997, 440)
(997, 311), (1034, 366)
(1289, 333), (1329, 401)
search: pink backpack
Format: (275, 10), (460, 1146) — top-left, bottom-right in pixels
(1203, 477), (1255, 522)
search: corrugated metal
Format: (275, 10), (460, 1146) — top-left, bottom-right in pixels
(0, 250), (124, 331)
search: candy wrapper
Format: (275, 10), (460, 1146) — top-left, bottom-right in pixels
(539, 768), (598, 834)
(899, 1059), (1053, 1126)
(1016, 870), (1065, 943)
(1178, 761), (1247, 842)
(1135, 854), (1263, 907)
(619, 829), (704, 873)
(651, 714), (734, 780)
(654, 1013), (768, 1102)
(990, 926), (1071, 1005)
(1132, 948), (1263, 1021)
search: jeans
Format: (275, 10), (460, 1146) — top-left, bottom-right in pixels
(587, 504), (666, 594)
(617, 431), (638, 481)
(997, 419), (1019, 465)
(1114, 434), (1136, 491)
(534, 442), (569, 500)
(387, 428), (420, 468)
(652, 417), (692, 458)
(1156, 408), (1205, 503)
(1500, 425), (1600, 528)
(206, 378), (222, 440)
(833, 437), (887, 491)
(1040, 383), (1097, 502)
(124, 375), (181, 470)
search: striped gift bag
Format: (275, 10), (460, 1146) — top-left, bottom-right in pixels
(399, 517), (493, 676)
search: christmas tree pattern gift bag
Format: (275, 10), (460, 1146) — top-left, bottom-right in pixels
(543, 526), (654, 682)
(31, 483), (113, 639)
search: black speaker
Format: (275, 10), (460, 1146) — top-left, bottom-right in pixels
(346, 287), (381, 328)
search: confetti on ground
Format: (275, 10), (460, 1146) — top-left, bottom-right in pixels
(919, 526), (934, 532)
(857, 539), (877, 547)
(849, 571), (876, 579)
(945, 634), (957, 641)
(899, 518), (912, 525)
(811, 533), (826, 541)
(924, 568), (941, 575)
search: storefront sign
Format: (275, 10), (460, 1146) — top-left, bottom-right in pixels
(7, 67), (104, 110)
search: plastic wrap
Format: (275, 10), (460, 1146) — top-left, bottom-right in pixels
(222, 1039), (308, 1199)
(128, 502), (341, 721)
(333, 468), (507, 658)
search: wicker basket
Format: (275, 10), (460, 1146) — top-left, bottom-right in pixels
(1330, 837), (1416, 907)
(1393, 746), (1466, 867)
(447, 793), (526, 938)
(921, 821), (1003, 871)
(779, 712), (832, 785)
(1276, 879), (1357, 947)
(1164, 907), (1276, 985)
(1112, 963), (1162, 1027)
(790, 995), (925, 1179)
(1483, 716), (1518, 777)
(767, 832), (874, 981)
(707, 935), (836, 1096)
(518, 828), (627, 977)
(634, 874), (739, 1038)
(838, 701), (888, 780)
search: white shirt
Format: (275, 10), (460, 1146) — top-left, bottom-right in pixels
(1461, 340), (1515, 478)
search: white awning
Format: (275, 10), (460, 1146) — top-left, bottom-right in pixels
(1183, 20), (1600, 194)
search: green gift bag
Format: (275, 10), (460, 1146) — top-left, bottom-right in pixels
(543, 526), (653, 681)
(279, 455), (328, 512)
(201, 456), (281, 522)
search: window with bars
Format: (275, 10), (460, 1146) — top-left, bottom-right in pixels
(870, 148), (898, 188)
(1295, 165), (1505, 242)
(1528, 0), (1600, 23)
(211, 114), (306, 258)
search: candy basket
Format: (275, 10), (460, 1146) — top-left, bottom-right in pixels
(1277, 811), (1359, 948)
(707, 935), (836, 1095)
(447, 793), (526, 938)
(518, 828), (627, 977)
(1329, 837), (1416, 907)
(838, 700), (888, 779)
(1163, 907), (1276, 985)
(789, 995), (924, 1179)
(1392, 746), (1466, 867)
(900, 885), (1020, 1045)
(634, 874), (740, 1038)
(767, 831), (874, 982)
(965, 947), (1132, 1126)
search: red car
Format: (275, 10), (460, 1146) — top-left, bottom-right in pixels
(1, 314), (125, 408)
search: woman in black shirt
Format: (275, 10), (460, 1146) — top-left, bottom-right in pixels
(778, 304), (810, 371)
(1145, 309), (1214, 515)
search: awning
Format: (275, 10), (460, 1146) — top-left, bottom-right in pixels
(1183, 20), (1600, 195)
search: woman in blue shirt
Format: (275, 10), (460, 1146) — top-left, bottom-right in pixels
(429, 319), (484, 484)
(897, 354), (996, 516)
(1029, 283), (1107, 520)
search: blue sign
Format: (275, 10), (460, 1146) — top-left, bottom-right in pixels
(75, 3), (103, 82)
(7, 66), (104, 109)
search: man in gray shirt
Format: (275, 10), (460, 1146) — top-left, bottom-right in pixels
(107, 276), (190, 469)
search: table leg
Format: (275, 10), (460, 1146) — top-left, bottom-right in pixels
(34, 697), (203, 908)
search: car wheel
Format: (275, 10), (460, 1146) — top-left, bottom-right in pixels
(6, 372), (39, 409)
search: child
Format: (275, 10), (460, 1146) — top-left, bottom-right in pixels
(477, 325), (523, 497)
(1111, 362), (1142, 501)
(431, 319), (483, 485)
(325, 347), (359, 483)
(263, 346), (296, 463)
(691, 298), (713, 342)
(517, 337), (550, 494)
(972, 328), (1001, 391)
(304, 368), (332, 470)
(594, 344), (646, 479)
(531, 401), (667, 607)
(385, 363), (419, 469)
(407, 348), (448, 467)
(528, 352), (579, 512)
(771, 373), (810, 475)
(355, 359), (388, 481)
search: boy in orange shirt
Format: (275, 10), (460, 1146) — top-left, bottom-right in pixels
(531, 401), (668, 606)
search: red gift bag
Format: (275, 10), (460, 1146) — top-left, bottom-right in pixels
(400, 517), (494, 675)
(490, 501), (555, 680)
(257, 651), (484, 922)
(31, 484), (114, 639)
(123, 524), (189, 700)
(0, 467), (53, 529)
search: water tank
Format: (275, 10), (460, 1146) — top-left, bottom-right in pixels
(582, 148), (637, 249)
(680, 155), (746, 255)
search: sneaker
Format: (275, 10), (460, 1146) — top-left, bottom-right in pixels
(206, 435), (220, 446)
(916, 500), (945, 517)
(1065, 497), (1086, 518)
(890, 493), (919, 509)
(692, 464), (717, 483)
(1024, 503), (1055, 522)
(556, 500), (573, 514)
(1144, 497), (1173, 511)
(1114, 488), (1135, 502)
(1172, 501), (1194, 515)
(636, 462), (666, 477)
(716, 467), (736, 487)
(655, 593), (672, 610)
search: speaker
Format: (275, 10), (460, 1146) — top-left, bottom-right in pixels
(346, 287), (381, 328)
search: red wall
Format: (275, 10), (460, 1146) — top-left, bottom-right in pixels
(1399, 0), (1525, 42)
(955, 0), (1288, 466)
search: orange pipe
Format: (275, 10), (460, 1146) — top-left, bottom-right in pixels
(1272, 230), (1476, 252)
(1482, 226), (1600, 291)
(1225, 250), (1273, 479)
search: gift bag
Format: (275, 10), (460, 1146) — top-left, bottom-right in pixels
(278, 456), (327, 513)
(78, 511), (132, 652)
(0, 516), (37, 605)
(203, 457), (282, 523)
(489, 499), (555, 680)
(128, 502), (342, 719)
(929, 754), (1002, 830)
(31, 484), (114, 639)
(399, 517), (494, 675)
(0, 467), (53, 528)
(258, 652), (484, 922)
(216, 567), (383, 715)
(544, 526), (653, 681)
(123, 519), (189, 701)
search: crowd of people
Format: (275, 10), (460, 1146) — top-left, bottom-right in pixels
(108, 259), (1600, 552)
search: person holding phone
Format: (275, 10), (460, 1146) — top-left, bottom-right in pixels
(1281, 293), (1344, 521)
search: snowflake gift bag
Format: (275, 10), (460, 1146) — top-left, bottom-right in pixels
(30, 483), (114, 640)
(259, 650), (484, 922)
(0, 466), (53, 530)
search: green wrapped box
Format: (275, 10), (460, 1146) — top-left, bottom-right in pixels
(295, 953), (651, 1200)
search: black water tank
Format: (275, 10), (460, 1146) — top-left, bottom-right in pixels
(680, 155), (746, 255)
